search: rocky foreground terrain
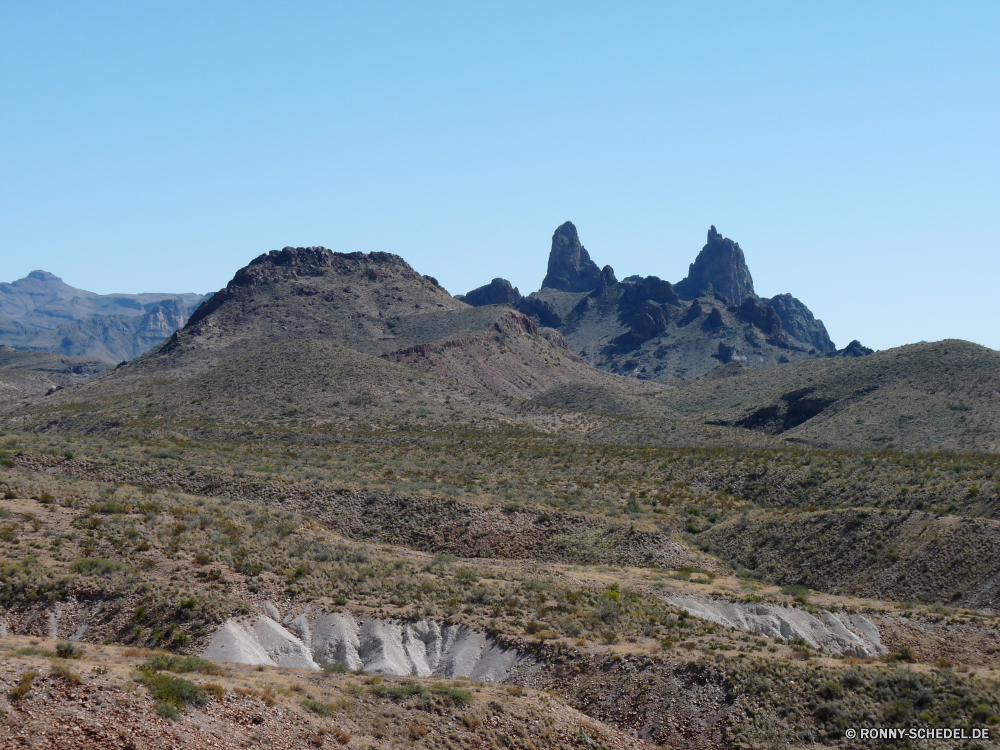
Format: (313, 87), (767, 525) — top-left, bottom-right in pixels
(0, 239), (998, 748)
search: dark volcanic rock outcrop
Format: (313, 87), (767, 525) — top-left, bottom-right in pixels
(674, 226), (755, 306)
(737, 297), (785, 339)
(764, 293), (835, 353)
(619, 276), (679, 308)
(459, 278), (522, 307)
(541, 222), (604, 293)
(456, 221), (868, 380)
(831, 340), (875, 357)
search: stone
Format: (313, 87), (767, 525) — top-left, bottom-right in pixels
(629, 301), (670, 340)
(715, 342), (735, 363)
(516, 297), (562, 328)
(705, 307), (725, 330)
(593, 265), (618, 294)
(620, 276), (679, 308)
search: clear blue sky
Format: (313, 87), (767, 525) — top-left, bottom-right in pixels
(2, 2), (997, 351)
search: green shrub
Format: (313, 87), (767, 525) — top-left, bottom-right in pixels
(137, 671), (207, 710)
(780, 584), (810, 599)
(886, 646), (914, 662)
(302, 698), (336, 717)
(69, 558), (126, 576)
(51, 663), (82, 685)
(370, 683), (427, 701)
(819, 680), (842, 699)
(143, 656), (223, 675)
(841, 669), (865, 689)
(154, 700), (181, 720)
(56, 641), (84, 659)
(972, 703), (995, 724)
(885, 698), (912, 722)
(323, 662), (348, 675)
(368, 682), (473, 707)
(432, 685), (474, 708)
(0, 523), (19, 543)
(9, 671), (37, 700)
(815, 701), (844, 723)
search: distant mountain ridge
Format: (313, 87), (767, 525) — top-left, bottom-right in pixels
(0, 270), (205, 362)
(462, 222), (866, 379)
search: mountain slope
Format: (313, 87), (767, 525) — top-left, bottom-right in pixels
(0, 346), (109, 410)
(664, 339), (1000, 452)
(11, 245), (650, 436)
(0, 270), (204, 361)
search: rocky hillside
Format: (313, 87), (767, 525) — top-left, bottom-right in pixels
(0, 346), (109, 410)
(0, 270), (204, 361)
(143, 246), (611, 398)
(14, 246), (649, 438)
(462, 223), (859, 380)
(661, 338), (1000, 452)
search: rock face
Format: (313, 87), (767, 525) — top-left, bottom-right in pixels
(541, 222), (604, 293)
(459, 278), (522, 307)
(765, 294), (835, 353)
(202, 608), (523, 682)
(669, 596), (886, 658)
(674, 226), (755, 306)
(737, 297), (785, 339)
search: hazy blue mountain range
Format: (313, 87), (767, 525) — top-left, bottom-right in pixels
(0, 270), (206, 362)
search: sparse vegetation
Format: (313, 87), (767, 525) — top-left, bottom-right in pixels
(0, 254), (998, 750)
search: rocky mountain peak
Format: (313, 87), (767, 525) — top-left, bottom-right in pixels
(541, 221), (604, 293)
(26, 270), (63, 282)
(674, 226), (755, 306)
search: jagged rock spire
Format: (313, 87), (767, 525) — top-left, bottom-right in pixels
(674, 226), (755, 306)
(541, 222), (606, 293)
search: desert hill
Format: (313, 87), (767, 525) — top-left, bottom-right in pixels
(140, 246), (629, 399)
(17, 246), (667, 436)
(10, 243), (1000, 456)
(532, 339), (1000, 453)
(462, 222), (866, 380)
(0, 269), (204, 361)
(667, 338), (1000, 452)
